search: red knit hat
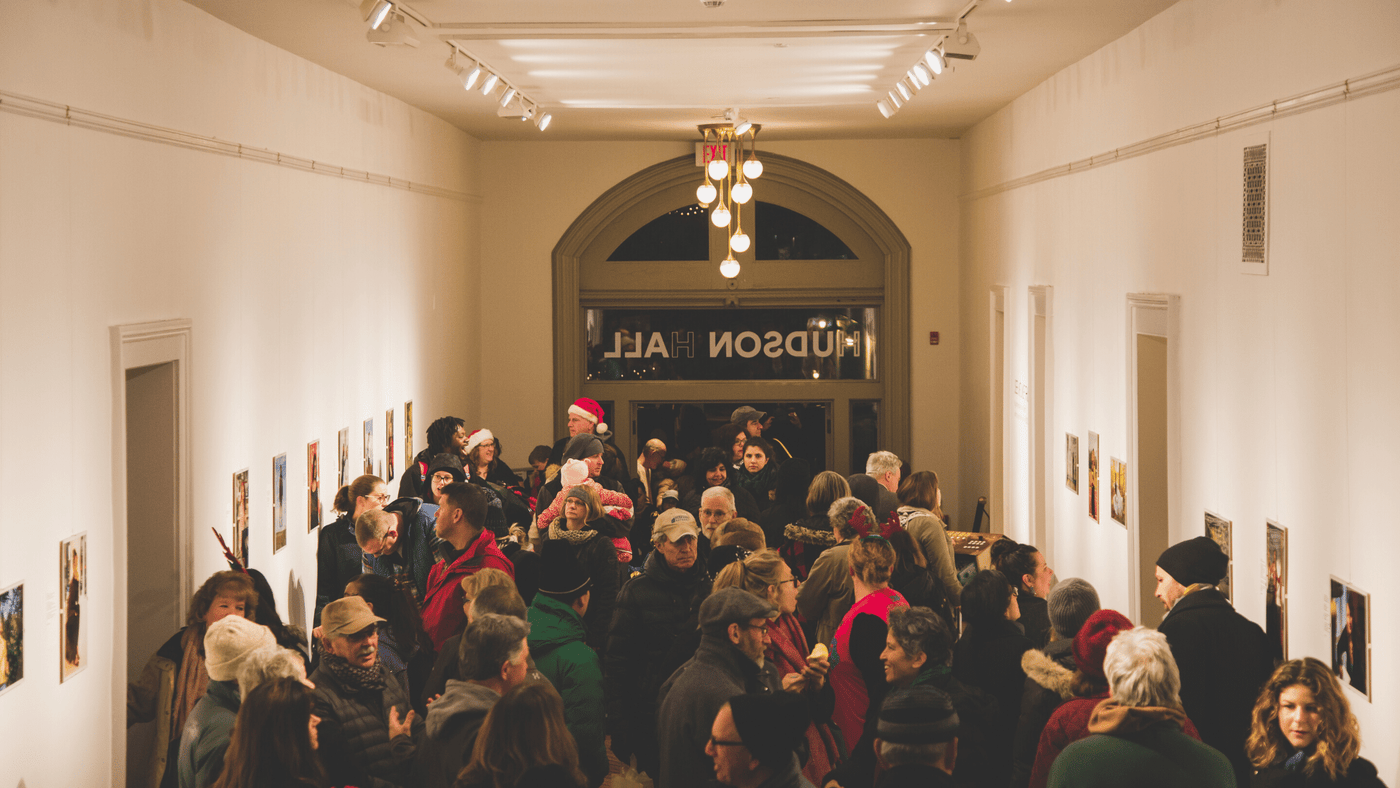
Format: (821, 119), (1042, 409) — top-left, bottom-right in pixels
(1072, 609), (1134, 680)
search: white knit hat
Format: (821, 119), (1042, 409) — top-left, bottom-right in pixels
(204, 616), (277, 681)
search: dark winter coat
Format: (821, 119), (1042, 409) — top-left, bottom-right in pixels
(758, 499), (807, 552)
(656, 634), (782, 788)
(780, 516), (839, 581)
(1012, 639), (1076, 788)
(604, 550), (709, 772)
(1028, 696), (1201, 788)
(363, 496), (441, 606)
(396, 447), (435, 500)
(528, 594), (608, 788)
(316, 513), (365, 624)
(952, 617), (1033, 788)
(911, 665), (1000, 788)
(877, 763), (956, 788)
(310, 660), (423, 788)
(175, 679), (239, 788)
(1018, 594), (1053, 649)
(415, 679), (499, 788)
(545, 518), (624, 652)
(1158, 586), (1274, 787)
(1251, 753), (1386, 788)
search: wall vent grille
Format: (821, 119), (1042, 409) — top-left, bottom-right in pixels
(1242, 143), (1268, 264)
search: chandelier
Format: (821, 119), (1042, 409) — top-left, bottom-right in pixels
(696, 118), (761, 278)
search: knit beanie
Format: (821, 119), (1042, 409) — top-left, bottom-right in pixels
(204, 615), (277, 681)
(1155, 536), (1228, 587)
(564, 486), (591, 507)
(427, 453), (467, 483)
(728, 692), (810, 770)
(1072, 609), (1134, 681)
(877, 685), (960, 744)
(563, 434), (604, 462)
(1047, 578), (1100, 641)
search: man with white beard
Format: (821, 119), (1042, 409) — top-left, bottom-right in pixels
(311, 596), (423, 788)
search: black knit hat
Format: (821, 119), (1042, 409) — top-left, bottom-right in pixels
(877, 685), (960, 744)
(426, 453), (467, 484)
(1156, 536), (1228, 587)
(563, 434), (605, 461)
(536, 540), (592, 599)
(728, 692), (810, 770)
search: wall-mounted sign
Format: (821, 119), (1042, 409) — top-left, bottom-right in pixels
(586, 307), (877, 381)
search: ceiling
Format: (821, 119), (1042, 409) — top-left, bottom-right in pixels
(185, 0), (1177, 141)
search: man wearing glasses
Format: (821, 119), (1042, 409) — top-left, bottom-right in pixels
(657, 588), (787, 788)
(705, 693), (815, 788)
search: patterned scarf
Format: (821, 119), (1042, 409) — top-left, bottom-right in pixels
(171, 626), (210, 742)
(322, 652), (386, 692)
(548, 518), (601, 545)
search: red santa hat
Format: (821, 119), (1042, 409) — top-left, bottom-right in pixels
(568, 397), (608, 436)
(465, 428), (494, 455)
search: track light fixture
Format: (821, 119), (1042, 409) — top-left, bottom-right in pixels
(500, 87), (516, 107)
(873, 21), (980, 118)
(366, 12), (418, 46)
(443, 46), (553, 131)
(480, 73), (499, 95)
(536, 113), (552, 131)
(360, 0), (393, 29)
(462, 62), (482, 90)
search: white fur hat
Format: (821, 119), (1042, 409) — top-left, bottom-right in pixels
(204, 616), (277, 682)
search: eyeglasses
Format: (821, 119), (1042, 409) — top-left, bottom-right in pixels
(708, 736), (747, 749)
(739, 622), (772, 634)
(363, 492), (390, 504)
(776, 577), (801, 587)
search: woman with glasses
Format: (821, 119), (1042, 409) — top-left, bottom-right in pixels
(712, 549), (839, 784)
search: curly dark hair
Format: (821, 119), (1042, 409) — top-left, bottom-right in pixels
(426, 416), (466, 456)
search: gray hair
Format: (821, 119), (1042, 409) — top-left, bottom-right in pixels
(644, 439), (667, 454)
(235, 647), (307, 700)
(701, 486), (736, 513)
(1104, 627), (1182, 708)
(459, 613), (530, 681)
(878, 740), (950, 767)
(865, 451), (902, 478)
(354, 509), (395, 547)
(828, 496), (872, 539)
(887, 607), (953, 668)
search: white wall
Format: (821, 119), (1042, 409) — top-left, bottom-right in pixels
(961, 0), (1400, 774)
(0, 1), (479, 785)
(476, 139), (965, 516)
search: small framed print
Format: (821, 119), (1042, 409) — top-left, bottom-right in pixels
(1109, 456), (1127, 526)
(60, 534), (87, 682)
(386, 408), (396, 482)
(337, 427), (349, 488)
(307, 441), (321, 533)
(1329, 578), (1370, 701)
(272, 454), (287, 553)
(0, 582), (23, 696)
(404, 401), (414, 462)
(363, 418), (374, 476)
(1266, 522), (1287, 661)
(1065, 433), (1079, 494)
(233, 469), (250, 568)
(1087, 432), (1100, 522)
(1204, 512), (1233, 603)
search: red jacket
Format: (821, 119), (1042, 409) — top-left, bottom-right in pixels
(421, 529), (514, 650)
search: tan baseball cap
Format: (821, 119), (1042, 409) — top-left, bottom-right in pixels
(652, 508), (699, 543)
(321, 595), (385, 639)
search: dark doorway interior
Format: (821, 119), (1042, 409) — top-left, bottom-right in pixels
(634, 401), (829, 472)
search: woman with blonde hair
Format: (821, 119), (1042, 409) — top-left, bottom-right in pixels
(455, 683), (586, 788)
(1246, 657), (1384, 787)
(713, 550), (839, 784)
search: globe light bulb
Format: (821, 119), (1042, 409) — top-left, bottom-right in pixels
(696, 183), (717, 205)
(719, 256), (741, 278)
(711, 205), (731, 227)
(707, 158), (729, 180)
(730, 182), (753, 204)
(742, 158), (763, 179)
(729, 232), (750, 253)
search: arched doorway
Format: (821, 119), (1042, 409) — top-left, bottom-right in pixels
(553, 152), (910, 474)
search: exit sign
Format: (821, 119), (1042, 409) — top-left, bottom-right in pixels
(695, 141), (734, 166)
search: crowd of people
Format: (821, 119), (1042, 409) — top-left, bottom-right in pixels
(126, 399), (1387, 788)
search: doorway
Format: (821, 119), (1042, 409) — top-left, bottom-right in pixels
(1127, 295), (1178, 627)
(989, 287), (1007, 534)
(1029, 286), (1053, 559)
(112, 319), (191, 787)
(634, 401), (831, 472)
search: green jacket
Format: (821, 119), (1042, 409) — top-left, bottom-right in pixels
(528, 594), (608, 788)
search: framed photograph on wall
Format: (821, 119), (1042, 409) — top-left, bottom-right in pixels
(1329, 578), (1370, 700)
(1065, 433), (1079, 494)
(363, 418), (374, 476)
(307, 441), (321, 533)
(1109, 457), (1127, 525)
(0, 581), (22, 696)
(1204, 512), (1233, 603)
(272, 454), (287, 553)
(232, 469), (250, 569)
(60, 533), (87, 682)
(337, 427), (349, 488)
(386, 407), (395, 482)
(1266, 521), (1287, 662)
(404, 401), (413, 462)
(1087, 432), (1100, 521)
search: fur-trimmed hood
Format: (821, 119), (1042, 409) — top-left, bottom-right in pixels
(783, 522), (842, 548)
(1022, 642), (1077, 700)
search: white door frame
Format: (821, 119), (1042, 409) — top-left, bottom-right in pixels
(1125, 295), (1180, 623)
(989, 286), (1008, 533)
(1029, 285), (1054, 561)
(110, 318), (192, 784)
